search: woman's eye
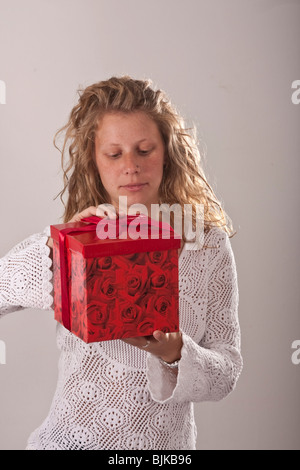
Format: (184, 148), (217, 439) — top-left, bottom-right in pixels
(107, 149), (151, 158)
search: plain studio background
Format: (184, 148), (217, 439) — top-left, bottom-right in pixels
(0, 0), (299, 450)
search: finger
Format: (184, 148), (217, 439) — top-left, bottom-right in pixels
(81, 206), (98, 218)
(152, 330), (168, 343)
(122, 336), (151, 348)
(69, 206), (98, 222)
(96, 204), (129, 220)
(96, 204), (117, 219)
(46, 237), (53, 249)
(69, 214), (82, 222)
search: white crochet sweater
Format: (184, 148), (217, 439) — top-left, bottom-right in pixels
(0, 225), (242, 450)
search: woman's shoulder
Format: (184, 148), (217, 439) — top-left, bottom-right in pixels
(204, 225), (232, 249)
(181, 225), (237, 271)
(183, 224), (232, 253)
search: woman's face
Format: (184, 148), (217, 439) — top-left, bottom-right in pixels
(94, 111), (165, 214)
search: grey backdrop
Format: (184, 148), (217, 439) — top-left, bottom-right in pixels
(0, 0), (299, 450)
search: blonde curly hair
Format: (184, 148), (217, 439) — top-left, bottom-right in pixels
(54, 75), (236, 241)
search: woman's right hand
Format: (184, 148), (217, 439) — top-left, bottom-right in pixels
(47, 206), (100, 250)
(69, 204), (121, 222)
(47, 204), (120, 250)
(68, 205), (100, 223)
(47, 237), (53, 249)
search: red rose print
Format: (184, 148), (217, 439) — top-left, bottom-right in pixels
(71, 251), (86, 278)
(70, 300), (84, 338)
(147, 250), (168, 265)
(112, 257), (150, 304)
(122, 264), (149, 299)
(122, 252), (141, 262)
(149, 269), (168, 289)
(113, 324), (139, 340)
(127, 274), (141, 294)
(122, 251), (147, 265)
(146, 291), (175, 317)
(112, 252), (147, 271)
(100, 277), (116, 298)
(135, 292), (153, 311)
(88, 273), (117, 302)
(71, 277), (86, 301)
(91, 325), (115, 341)
(119, 301), (143, 324)
(154, 295), (170, 315)
(94, 256), (112, 271)
(87, 301), (110, 326)
(137, 320), (155, 336)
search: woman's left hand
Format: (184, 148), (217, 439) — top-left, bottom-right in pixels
(123, 330), (183, 364)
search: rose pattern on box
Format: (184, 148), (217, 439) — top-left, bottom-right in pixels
(53, 240), (179, 343)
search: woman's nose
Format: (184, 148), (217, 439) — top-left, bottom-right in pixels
(122, 153), (140, 174)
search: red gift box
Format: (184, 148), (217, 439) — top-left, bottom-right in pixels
(50, 215), (181, 343)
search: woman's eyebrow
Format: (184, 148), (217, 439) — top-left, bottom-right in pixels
(108, 138), (149, 146)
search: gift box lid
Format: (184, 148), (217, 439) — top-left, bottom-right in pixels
(50, 215), (181, 258)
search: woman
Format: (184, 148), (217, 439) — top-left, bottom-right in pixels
(0, 76), (242, 450)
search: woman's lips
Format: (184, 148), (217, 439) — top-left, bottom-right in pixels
(121, 183), (147, 192)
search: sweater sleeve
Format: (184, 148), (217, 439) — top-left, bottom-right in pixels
(0, 227), (53, 317)
(146, 229), (243, 404)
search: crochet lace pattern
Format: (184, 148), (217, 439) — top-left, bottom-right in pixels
(0, 226), (242, 450)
